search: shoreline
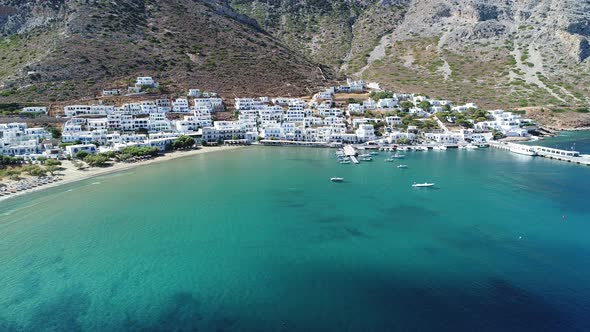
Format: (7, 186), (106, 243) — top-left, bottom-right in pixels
(0, 145), (244, 203)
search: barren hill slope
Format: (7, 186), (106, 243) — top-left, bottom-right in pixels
(0, 0), (328, 103)
(230, 0), (590, 108)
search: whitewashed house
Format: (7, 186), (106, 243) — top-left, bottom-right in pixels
(65, 144), (97, 157)
(172, 99), (190, 113)
(385, 116), (402, 126)
(348, 103), (364, 114)
(356, 124), (376, 142)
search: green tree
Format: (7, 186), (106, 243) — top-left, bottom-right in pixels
(400, 101), (414, 111)
(492, 129), (506, 140)
(45, 159), (62, 167)
(49, 127), (62, 139)
(6, 169), (22, 180)
(76, 150), (90, 159)
(171, 135), (196, 150)
(36, 156), (47, 164)
(442, 104), (451, 112)
(369, 91), (394, 101)
(45, 165), (60, 176)
(22, 165), (47, 177)
(84, 155), (109, 167)
(418, 101), (431, 111)
(397, 137), (411, 145)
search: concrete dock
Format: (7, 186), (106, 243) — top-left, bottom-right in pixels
(489, 142), (590, 166)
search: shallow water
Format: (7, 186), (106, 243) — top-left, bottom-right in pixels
(1, 143), (590, 331)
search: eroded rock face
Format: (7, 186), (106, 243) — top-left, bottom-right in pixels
(0, 1), (66, 35)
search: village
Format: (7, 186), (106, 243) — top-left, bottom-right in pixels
(1, 77), (538, 159)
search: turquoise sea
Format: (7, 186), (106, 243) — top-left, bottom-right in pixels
(1, 133), (590, 331)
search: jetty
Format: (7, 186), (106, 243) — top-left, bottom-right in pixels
(489, 142), (590, 166)
(342, 145), (359, 164)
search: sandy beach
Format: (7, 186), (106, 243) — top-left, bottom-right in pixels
(0, 145), (244, 203)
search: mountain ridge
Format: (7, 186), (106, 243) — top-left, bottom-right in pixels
(0, 0), (589, 109)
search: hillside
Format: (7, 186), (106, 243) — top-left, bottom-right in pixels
(229, 0), (590, 109)
(0, 0), (329, 103)
(0, 0), (589, 110)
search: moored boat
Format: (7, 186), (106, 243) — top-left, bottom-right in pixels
(412, 182), (435, 187)
(330, 177), (344, 182)
(397, 165), (408, 168)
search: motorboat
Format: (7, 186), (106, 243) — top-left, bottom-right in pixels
(466, 144), (479, 150)
(339, 160), (351, 164)
(397, 165), (408, 168)
(330, 177), (344, 182)
(412, 182), (435, 187)
(359, 156), (373, 161)
(391, 152), (405, 158)
(370, 151), (379, 155)
(385, 158), (395, 162)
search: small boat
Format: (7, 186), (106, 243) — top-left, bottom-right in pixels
(358, 153), (372, 158)
(330, 177), (344, 182)
(360, 156), (373, 161)
(391, 152), (405, 158)
(398, 147), (408, 151)
(369, 151), (379, 155)
(412, 182), (435, 187)
(466, 144), (479, 150)
(385, 158), (395, 162)
(339, 160), (351, 164)
(397, 165), (408, 168)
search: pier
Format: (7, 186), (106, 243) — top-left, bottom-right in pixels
(343, 145), (359, 164)
(343, 145), (357, 156)
(489, 142), (590, 166)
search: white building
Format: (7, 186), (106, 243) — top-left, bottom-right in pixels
(348, 103), (364, 114)
(172, 99), (190, 113)
(65, 144), (97, 157)
(64, 105), (114, 117)
(355, 124), (376, 142)
(385, 116), (402, 126)
(135, 76), (158, 88)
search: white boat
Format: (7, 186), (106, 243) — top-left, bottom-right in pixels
(458, 145), (467, 150)
(330, 177), (344, 182)
(358, 153), (372, 158)
(370, 151), (379, 155)
(412, 182), (435, 187)
(509, 145), (537, 156)
(397, 165), (408, 168)
(398, 147), (408, 151)
(391, 152), (405, 158)
(466, 144), (479, 150)
(385, 158), (395, 162)
(359, 156), (373, 161)
(433, 145), (447, 151)
(339, 160), (351, 164)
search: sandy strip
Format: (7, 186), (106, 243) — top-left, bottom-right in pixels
(0, 146), (244, 203)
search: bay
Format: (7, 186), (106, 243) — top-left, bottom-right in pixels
(1, 141), (590, 331)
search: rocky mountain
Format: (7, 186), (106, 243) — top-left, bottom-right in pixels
(0, 0), (328, 103)
(0, 0), (589, 109)
(229, 0), (590, 108)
